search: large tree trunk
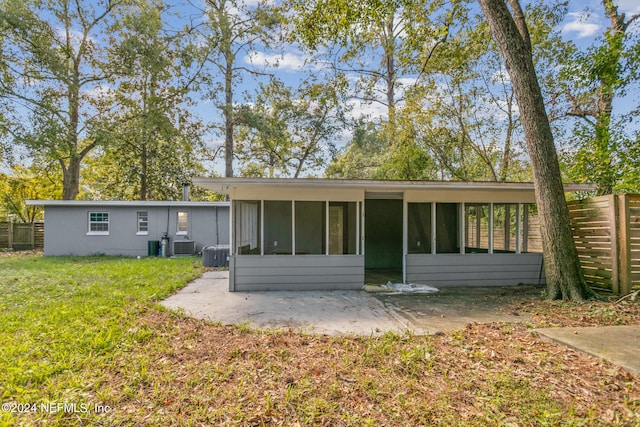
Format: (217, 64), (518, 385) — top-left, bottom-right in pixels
(140, 142), (148, 200)
(224, 61), (234, 178)
(478, 0), (593, 301)
(61, 157), (81, 200)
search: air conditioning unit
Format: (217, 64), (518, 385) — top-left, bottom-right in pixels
(173, 240), (195, 256)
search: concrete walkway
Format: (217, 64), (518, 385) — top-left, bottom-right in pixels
(535, 326), (640, 375)
(161, 271), (640, 375)
(161, 271), (533, 336)
(161, 271), (408, 336)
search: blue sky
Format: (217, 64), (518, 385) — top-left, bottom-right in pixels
(186, 0), (640, 175)
(4, 0), (639, 177)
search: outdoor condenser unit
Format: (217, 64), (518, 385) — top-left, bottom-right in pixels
(173, 240), (195, 256)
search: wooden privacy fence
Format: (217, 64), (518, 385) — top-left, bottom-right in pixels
(0, 222), (44, 251)
(568, 194), (640, 294)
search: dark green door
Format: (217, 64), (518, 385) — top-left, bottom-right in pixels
(365, 199), (403, 269)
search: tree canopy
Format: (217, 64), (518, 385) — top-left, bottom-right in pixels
(1, 0), (639, 300)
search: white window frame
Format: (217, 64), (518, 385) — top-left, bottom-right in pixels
(136, 211), (149, 235)
(177, 211), (188, 235)
(87, 212), (109, 235)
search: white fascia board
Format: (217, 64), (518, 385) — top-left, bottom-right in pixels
(192, 177), (596, 194)
(25, 200), (230, 207)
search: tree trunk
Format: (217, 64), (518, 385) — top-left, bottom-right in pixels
(61, 157), (81, 200)
(591, 0), (626, 195)
(224, 60), (234, 178)
(140, 142), (148, 200)
(478, 0), (593, 301)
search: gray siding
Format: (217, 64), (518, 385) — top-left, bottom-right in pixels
(43, 204), (229, 256)
(231, 255), (365, 291)
(406, 253), (545, 286)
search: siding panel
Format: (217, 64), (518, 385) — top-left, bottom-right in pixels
(406, 253), (544, 286)
(232, 255), (364, 291)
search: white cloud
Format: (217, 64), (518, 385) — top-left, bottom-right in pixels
(345, 99), (387, 121)
(244, 51), (320, 72)
(561, 12), (601, 38)
(618, 0), (640, 15)
(82, 84), (113, 99)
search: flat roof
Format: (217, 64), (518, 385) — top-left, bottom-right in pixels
(26, 200), (230, 207)
(193, 177), (596, 195)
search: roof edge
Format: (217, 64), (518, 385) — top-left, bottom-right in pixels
(25, 200), (230, 207)
(193, 177), (596, 194)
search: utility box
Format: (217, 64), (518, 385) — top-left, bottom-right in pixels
(148, 240), (160, 256)
(202, 245), (230, 267)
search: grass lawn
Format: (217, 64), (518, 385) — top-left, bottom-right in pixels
(0, 254), (638, 426)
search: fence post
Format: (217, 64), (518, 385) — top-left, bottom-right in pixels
(609, 195), (619, 294)
(30, 223), (35, 249)
(8, 222), (13, 250)
(617, 194), (631, 295)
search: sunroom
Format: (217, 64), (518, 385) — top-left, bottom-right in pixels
(194, 178), (592, 291)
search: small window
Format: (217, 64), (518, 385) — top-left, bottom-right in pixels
(137, 211), (149, 235)
(88, 212), (109, 235)
(177, 211), (188, 235)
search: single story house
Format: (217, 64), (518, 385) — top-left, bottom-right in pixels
(193, 178), (593, 291)
(26, 200), (229, 257)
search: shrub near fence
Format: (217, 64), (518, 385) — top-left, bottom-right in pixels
(567, 194), (640, 295)
(0, 222), (44, 251)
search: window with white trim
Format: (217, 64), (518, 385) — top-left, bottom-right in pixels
(88, 212), (109, 235)
(177, 211), (188, 235)
(137, 211), (149, 235)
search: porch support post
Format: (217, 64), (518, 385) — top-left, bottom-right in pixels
(325, 200), (330, 255)
(460, 202), (465, 254)
(260, 200), (264, 256)
(516, 203), (521, 254)
(488, 203), (494, 254)
(402, 197), (407, 284)
(230, 201), (235, 255)
(504, 204), (510, 251)
(431, 202), (437, 255)
(291, 201), (296, 255)
(522, 204), (529, 253)
(356, 200), (360, 256)
(476, 206), (481, 250)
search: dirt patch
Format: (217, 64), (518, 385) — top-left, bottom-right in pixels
(100, 300), (640, 426)
(0, 249), (42, 258)
(376, 285), (543, 333)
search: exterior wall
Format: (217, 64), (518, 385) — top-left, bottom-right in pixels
(230, 255), (365, 291)
(405, 253), (545, 286)
(404, 189), (537, 204)
(42, 204), (229, 256)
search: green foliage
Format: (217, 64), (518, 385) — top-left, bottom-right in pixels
(553, 1), (640, 194)
(0, 0), (134, 199)
(81, 0), (208, 201)
(0, 167), (60, 222)
(235, 78), (344, 178)
(201, 0), (284, 177)
(325, 120), (386, 179)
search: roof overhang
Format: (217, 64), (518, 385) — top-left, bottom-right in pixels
(26, 200), (230, 207)
(193, 177), (596, 195)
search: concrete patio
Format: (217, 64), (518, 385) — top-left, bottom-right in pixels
(161, 270), (640, 375)
(161, 270), (537, 336)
